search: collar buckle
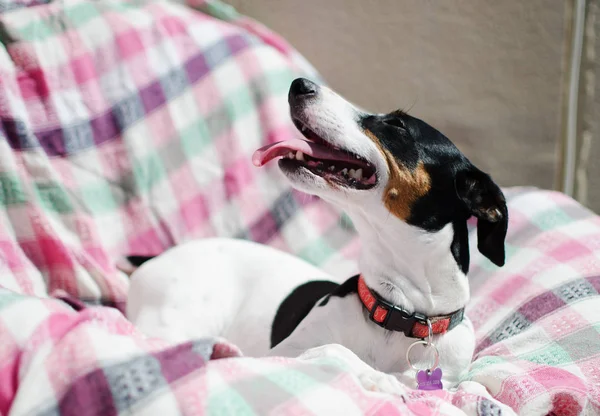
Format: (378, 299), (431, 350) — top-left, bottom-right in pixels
(368, 298), (428, 337)
(357, 274), (464, 338)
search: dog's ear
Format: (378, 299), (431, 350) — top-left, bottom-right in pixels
(455, 169), (508, 267)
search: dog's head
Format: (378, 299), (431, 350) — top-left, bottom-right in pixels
(253, 78), (508, 272)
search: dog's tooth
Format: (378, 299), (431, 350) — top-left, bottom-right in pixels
(340, 168), (348, 176)
(301, 125), (307, 133)
(349, 169), (356, 178)
(288, 152), (294, 159)
(328, 165), (335, 171)
(296, 151), (304, 161)
(355, 168), (363, 180)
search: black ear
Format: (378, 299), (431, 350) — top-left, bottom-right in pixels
(455, 169), (508, 267)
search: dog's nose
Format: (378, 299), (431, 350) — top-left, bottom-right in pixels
(289, 78), (318, 104)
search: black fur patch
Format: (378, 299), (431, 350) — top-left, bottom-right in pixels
(359, 111), (507, 269)
(126, 255), (156, 267)
(451, 220), (470, 274)
(270, 280), (338, 348)
(360, 112), (473, 233)
(318, 275), (359, 306)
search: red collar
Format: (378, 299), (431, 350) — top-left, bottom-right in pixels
(357, 275), (465, 338)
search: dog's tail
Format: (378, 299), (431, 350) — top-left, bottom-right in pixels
(116, 255), (157, 276)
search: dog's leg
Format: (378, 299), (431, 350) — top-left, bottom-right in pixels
(434, 319), (476, 389)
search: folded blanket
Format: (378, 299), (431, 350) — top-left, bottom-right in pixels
(0, 288), (517, 416)
(0, 0), (599, 414)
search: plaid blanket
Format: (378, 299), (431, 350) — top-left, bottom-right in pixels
(0, 0), (357, 311)
(0, 0), (598, 414)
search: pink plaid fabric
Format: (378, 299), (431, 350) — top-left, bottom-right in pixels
(465, 189), (600, 415)
(0, 0), (355, 311)
(0, 0), (599, 414)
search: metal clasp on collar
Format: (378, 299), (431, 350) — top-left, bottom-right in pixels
(425, 318), (433, 346)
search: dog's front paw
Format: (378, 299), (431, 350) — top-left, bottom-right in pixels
(358, 370), (410, 398)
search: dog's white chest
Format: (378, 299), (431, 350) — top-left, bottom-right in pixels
(271, 293), (416, 373)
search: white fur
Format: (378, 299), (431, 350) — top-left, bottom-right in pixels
(126, 82), (476, 395)
(271, 83), (474, 387)
(127, 238), (339, 356)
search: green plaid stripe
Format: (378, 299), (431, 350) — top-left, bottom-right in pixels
(0, 173), (27, 206)
(208, 360), (348, 415)
(34, 183), (74, 214)
(298, 237), (336, 266)
(519, 343), (572, 366)
(13, 1), (154, 41)
(530, 208), (574, 230)
(132, 153), (168, 195)
(0, 290), (24, 310)
(207, 388), (257, 415)
(179, 119), (212, 158)
(80, 182), (119, 215)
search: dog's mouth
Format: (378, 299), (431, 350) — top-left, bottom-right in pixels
(252, 118), (377, 190)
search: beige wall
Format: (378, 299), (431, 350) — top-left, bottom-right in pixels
(228, 0), (568, 190)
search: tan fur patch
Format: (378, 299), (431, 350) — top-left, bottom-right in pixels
(364, 130), (431, 220)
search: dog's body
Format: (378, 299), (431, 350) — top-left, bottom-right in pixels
(126, 238), (340, 357)
(126, 78), (508, 393)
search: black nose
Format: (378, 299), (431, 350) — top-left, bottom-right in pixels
(289, 78), (317, 103)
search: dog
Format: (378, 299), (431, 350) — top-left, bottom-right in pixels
(125, 78), (508, 394)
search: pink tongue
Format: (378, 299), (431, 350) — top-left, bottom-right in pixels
(252, 139), (367, 167)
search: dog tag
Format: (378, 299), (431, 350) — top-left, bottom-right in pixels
(416, 367), (443, 391)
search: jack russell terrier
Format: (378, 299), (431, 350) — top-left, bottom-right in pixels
(125, 78), (508, 394)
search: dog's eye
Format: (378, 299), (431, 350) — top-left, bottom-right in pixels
(383, 118), (406, 129)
